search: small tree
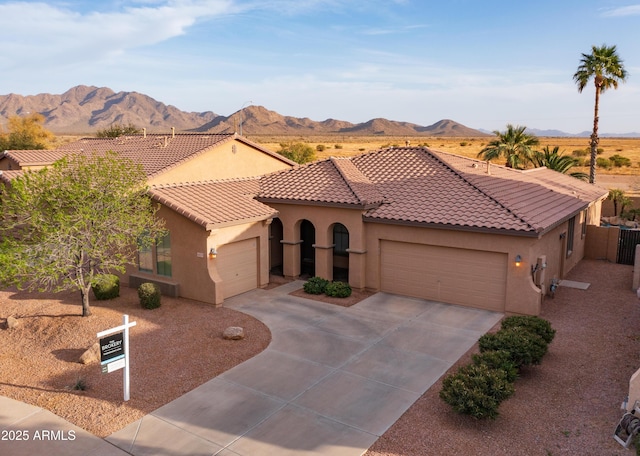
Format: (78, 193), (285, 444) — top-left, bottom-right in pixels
(278, 142), (316, 164)
(608, 188), (631, 216)
(0, 113), (54, 150)
(0, 151), (164, 317)
(477, 124), (539, 169)
(96, 123), (141, 138)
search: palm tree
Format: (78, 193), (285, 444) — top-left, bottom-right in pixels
(531, 146), (589, 181)
(477, 124), (539, 169)
(573, 44), (627, 184)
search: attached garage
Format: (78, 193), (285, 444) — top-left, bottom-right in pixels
(380, 240), (507, 311)
(217, 238), (259, 299)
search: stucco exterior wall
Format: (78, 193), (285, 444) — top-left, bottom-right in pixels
(206, 220), (271, 304)
(148, 139), (291, 185)
(584, 225), (619, 261)
(268, 204), (368, 289)
(125, 205), (271, 306)
(363, 223), (542, 315)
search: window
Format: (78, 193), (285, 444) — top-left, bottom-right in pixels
(137, 231), (172, 277)
(333, 223), (349, 256)
(566, 217), (575, 257)
(138, 244), (153, 273)
(156, 233), (172, 277)
(138, 231), (153, 273)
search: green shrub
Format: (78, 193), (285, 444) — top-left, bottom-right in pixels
(479, 327), (548, 368)
(472, 350), (519, 383)
(572, 149), (589, 157)
(439, 363), (515, 419)
(500, 315), (556, 344)
(334, 144), (343, 149)
(610, 154), (632, 167)
(278, 142), (316, 164)
(91, 274), (120, 300)
(597, 147), (605, 154)
(316, 144), (326, 152)
(596, 157), (611, 169)
(138, 282), (161, 309)
(325, 281), (352, 298)
(460, 141), (468, 147)
(303, 277), (329, 295)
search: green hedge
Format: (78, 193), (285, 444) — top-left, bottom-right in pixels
(325, 281), (352, 298)
(479, 326), (548, 368)
(303, 277), (329, 295)
(500, 315), (556, 344)
(91, 274), (120, 300)
(138, 282), (161, 309)
(440, 363), (515, 419)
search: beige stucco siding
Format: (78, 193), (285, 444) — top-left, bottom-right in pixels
(148, 140), (291, 185)
(364, 223), (542, 315)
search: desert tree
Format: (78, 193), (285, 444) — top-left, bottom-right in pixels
(0, 113), (54, 150)
(573, 44), (627, 184)
(0, 152), (165, 317)
(477, 124), (539, 169)
(278, 142), (316, 164)
(96, 123), (141, 138)
(531, 146), (588, 181)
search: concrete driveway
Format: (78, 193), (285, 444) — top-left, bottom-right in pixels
(106, 281), (502, 456)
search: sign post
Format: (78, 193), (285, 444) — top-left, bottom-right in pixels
(97, 314), (137, 401)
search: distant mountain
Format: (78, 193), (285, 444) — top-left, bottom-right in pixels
(0, 85), (488, 136)
(482, 127), (640, 138)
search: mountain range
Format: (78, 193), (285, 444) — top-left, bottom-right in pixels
(0, 85), (487, 137)
(0, 85), (637, 137)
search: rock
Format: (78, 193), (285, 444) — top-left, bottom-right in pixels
(6, 316), (19, 330)
(79, 342), (101, 364)
(223, 326), (244, 340)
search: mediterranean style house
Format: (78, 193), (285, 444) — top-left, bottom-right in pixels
(0, 133), (608, 316)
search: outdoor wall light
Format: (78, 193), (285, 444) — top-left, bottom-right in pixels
(209, 248), (217, 259)
(514, 255), (522, 267)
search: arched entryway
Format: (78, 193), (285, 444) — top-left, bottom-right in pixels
(332, 223), (349, 281)
(300, 219), (315, 277)
(269, 218), (284, 276)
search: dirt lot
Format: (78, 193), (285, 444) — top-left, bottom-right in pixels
(0, 287), (271, 438)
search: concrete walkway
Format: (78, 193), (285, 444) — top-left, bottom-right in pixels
(1, 282), (502, 456)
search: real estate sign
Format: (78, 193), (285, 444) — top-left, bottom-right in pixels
(97, 314), (137, 401)
(100, 332), (124, 365)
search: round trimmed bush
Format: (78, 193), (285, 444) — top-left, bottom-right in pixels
(472, 350), (519, 383)
(439, 363), (515, 419)
(91, 274), (120, 300)
(500, 315), (556, 344)
(303, 277), (329, 295)
(325, 281), (352, 298)
(138, 282), (161, 309)
(479, 327), (548, 368)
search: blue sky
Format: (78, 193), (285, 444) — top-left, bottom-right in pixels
(0, 0), (639, 134)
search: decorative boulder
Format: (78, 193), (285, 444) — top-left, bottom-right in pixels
(223, 326), (244, 340)
(6, 316), (19, 330)
(79, 342), (101, 365)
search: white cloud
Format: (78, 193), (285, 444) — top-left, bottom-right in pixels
(0, 1), (236, 67)
(601, 4), (640, 17)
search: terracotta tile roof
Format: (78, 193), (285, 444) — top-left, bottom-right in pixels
(258, 159), (380, 207)
(149, 178), (277, 230)
(0, 170), (23, 184)
(259, 147), (609, 236)
(4, 133), (294, 177)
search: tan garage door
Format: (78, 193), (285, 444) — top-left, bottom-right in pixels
(380, 240), (507, 311)
(217, 238), (258, 299)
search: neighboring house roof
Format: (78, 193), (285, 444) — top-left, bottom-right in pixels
(150, 178), (278, 230)
(258, 147), (609, 237)
(0, 170), (23, 185)
(3, 133), (294, 177)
